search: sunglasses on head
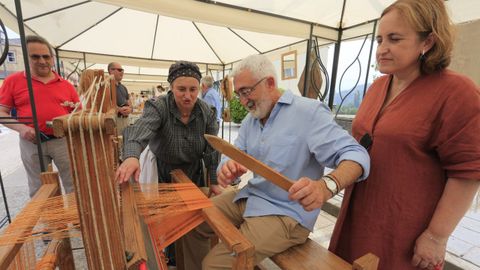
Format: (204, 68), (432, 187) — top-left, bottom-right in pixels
(110, 68), (124, 72)
(29, 54), (52, 60)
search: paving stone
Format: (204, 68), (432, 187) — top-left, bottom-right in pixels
(462, 246), (480, 268)
(459, 215), (480, 234)
(467, 211), (480, 222)
(448, 236), (474, 257)
(452, 226), (480, 247)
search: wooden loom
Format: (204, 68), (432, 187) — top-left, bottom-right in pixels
(0, 70), (254, 269)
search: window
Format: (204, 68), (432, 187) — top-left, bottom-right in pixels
(7, 51), (16, 63)
(281, 50), (297, 80)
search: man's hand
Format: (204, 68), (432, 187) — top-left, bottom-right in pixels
(209, 184), (224, 196)
(19, 125), (37, 143)
(118, 105), (132, 116)
(217, 160), (247, 187)
(115, 157), (140, 183)
(288, 177), (332, 211)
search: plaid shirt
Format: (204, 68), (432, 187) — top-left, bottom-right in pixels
(123, 91), (219, 184)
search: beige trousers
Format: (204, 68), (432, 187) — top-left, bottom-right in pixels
(182, 189), (310, 270)
(20, 137), (74, 197)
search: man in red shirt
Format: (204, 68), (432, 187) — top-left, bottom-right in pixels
(0, 35), (80, 197)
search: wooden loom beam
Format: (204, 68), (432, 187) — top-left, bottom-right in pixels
(52, 70), (126, 269)
(35, 238), (75, 270)
(121, 182), (148, 269)
(37, 172), (75, 270)
(0, 171), (69, 269)
(170, 169), (255, 270)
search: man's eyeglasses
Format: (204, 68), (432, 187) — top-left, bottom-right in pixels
(234, 77), (268, 99)
(29, 54), (52, 61)
(110, 68), (124, 72)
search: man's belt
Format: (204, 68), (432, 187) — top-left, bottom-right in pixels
(40, 133), (58, 143)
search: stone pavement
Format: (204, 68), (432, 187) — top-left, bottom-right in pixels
(0, 123), (479, 269)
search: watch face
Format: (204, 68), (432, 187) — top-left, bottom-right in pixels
(326, 180), (336, 190)
(324, 178), (338, 194)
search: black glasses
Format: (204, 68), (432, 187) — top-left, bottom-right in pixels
(29, 54), (52, 61)
(235, 77), (267, 99)
(110, 68), (124, 72)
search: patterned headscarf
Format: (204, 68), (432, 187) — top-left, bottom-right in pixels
(167, 61), (202, 84)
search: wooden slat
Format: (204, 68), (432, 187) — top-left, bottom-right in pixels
(121, 182), (148, 269)
(35, 238), (75, 270)
(170, 170), (192, 184)
(38, 171), (75, 270)
(353, 253), (379, 270)
(56, 239), (75, 270)
(63, 121), (125, 269)
(271, 239), (350, 270)
(204, 135), (294, 191)
(170, 169), (255, 270)
(52, 112), (116, 138)
(8, 172), (77, 270)
(7, 241), (35, 270)
(271, 238), (378, 270)
(0, 173), (59, 268)
(201, 206), (255, 270)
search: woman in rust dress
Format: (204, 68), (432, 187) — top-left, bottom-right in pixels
(329, 1), (480, 269)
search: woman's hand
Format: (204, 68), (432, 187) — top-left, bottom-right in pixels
(411, 229), (447, 269)
(217, 160), (247, 187)
(115, 157), (141, 183)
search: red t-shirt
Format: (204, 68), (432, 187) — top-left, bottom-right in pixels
(0, 71), (80, 135)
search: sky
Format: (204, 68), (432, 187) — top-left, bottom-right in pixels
(4, 27), (19, 39)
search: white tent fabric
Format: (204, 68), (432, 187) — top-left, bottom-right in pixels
(0, 0), (479, 86)
(0, 0), (304, 65)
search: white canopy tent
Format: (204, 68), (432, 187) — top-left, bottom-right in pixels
(0, 0), (479, 89)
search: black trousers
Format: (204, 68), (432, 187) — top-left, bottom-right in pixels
(156, 159), (205, 187)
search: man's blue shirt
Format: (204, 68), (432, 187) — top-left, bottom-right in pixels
(220, 90), (370, 231)
(202, 87), (222, 122)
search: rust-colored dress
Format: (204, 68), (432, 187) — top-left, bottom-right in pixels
(329, 70), (480, 269)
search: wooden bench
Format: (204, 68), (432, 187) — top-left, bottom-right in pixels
(259, 238), (378, 270)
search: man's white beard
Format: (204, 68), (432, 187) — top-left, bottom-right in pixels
(248, 98), (272, 120)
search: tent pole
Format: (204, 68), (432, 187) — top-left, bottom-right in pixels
(55, 47), (61, 75)
(327, 29), (343, 110)
(328, 0), (348, 110)
(221, 64), (225, 139)
(83, 52), (87, 70)
(363, 20), (378, 98)
(14, 0), (46, 172)
(302, 24), (313, 97)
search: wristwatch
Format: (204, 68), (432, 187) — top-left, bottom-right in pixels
(322, 175), (339, 196)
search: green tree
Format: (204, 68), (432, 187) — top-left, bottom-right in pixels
(229, 96), (248, 124)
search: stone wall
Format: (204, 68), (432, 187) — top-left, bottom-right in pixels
(334, 116), (353, 134)
(450, 20), (480, 86)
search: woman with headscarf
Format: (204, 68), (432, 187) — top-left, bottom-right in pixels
(116, 61), (221, 195)
(329, 1), (480, 269)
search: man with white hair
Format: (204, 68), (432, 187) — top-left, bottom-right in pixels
(183, 54), (370, 269)
(200, 75), (222, 124)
